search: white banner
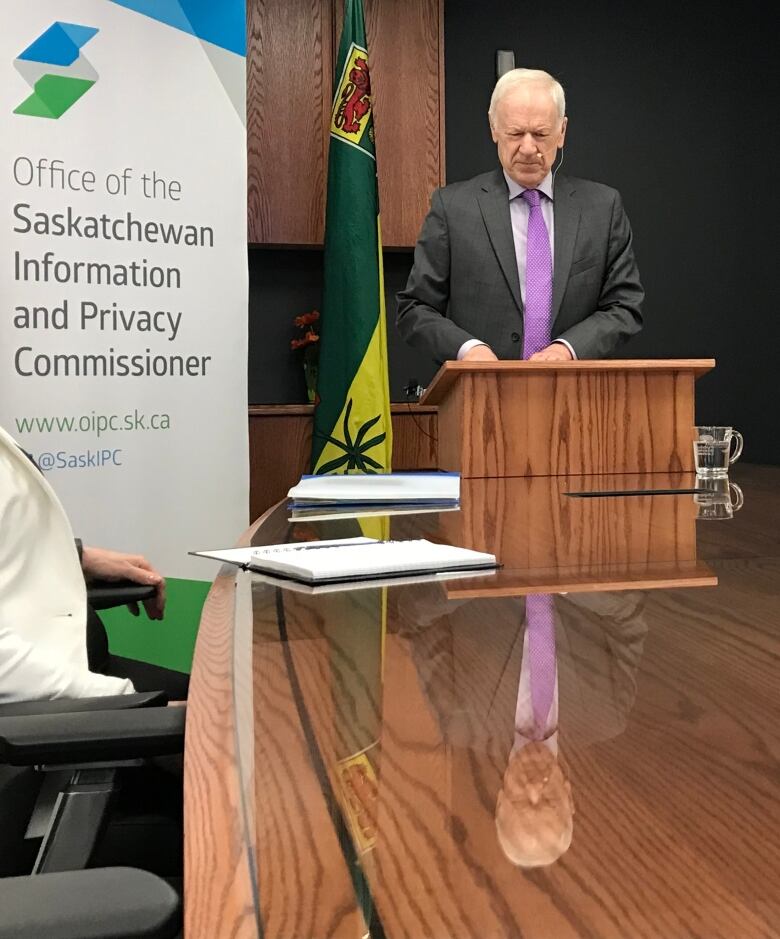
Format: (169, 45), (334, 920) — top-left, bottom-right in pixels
(0, 2), (248, 670)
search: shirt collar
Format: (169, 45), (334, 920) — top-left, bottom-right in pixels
(512, 729), (559, 757)
(503, 170), (554, 203)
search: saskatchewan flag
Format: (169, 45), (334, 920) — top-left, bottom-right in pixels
(311, 0), (392, 475)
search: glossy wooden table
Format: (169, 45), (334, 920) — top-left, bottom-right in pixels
(184, 465), (780, 938)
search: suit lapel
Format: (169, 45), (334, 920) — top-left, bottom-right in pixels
(552, 175), (580, 325)
(477, 171), (523, 313)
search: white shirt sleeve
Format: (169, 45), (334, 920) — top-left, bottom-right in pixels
(459, 339), (576, 360)
(0, 625), (134, 704)
(457, 339), (491, 359)
(552, 338), (577, 359)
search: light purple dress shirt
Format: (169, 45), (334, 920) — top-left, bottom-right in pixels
(457, 170), (577, 360)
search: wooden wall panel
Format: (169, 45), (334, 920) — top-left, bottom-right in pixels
(249, 0), (444, 247)
(246, 0), (334, 244)
(248, 404), (438, 521)
(353, 0), (445, 247)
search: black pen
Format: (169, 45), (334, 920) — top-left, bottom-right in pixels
(566, 488), (708, 498)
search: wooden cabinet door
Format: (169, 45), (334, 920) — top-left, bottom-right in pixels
(247, 0), (444, 247)
(358, 0), (445, 247)
(246, 0), (335, 245)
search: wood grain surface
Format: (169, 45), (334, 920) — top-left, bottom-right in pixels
(407, 474), (717, 595)
(421, 360), (717, 402)
(246, 0), (333, 244)
(248, 0), (443, 247)
(357, 0), (445, 247)
(248, 585), (369, 938)
(185, 465), (779, 938)
(183, 505), (299, 938)
(424, 361), (715, 478)
(184, 562), (259, 938)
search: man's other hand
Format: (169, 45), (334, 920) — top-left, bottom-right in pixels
(528, 343), (573, 362)
(462, 344), (499, 362)
(81, 546), (166, 620)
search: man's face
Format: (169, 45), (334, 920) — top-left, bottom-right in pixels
(490, 84), (567, 188)
(495, 742), (574, 867)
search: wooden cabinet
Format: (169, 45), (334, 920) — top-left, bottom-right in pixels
(246, 0), (334, 245)
(247, 0), (444, 247)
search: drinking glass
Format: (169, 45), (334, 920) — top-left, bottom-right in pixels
(694, 479), (744, 520)
(693, 426), (743, 478)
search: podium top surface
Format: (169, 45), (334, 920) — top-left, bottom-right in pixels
(420, 358), (716, 405)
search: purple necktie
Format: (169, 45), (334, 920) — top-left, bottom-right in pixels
(520, 189), (553, 359)
(526, 593), (557, 734)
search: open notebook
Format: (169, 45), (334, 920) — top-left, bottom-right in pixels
(193, 537), (497, 585)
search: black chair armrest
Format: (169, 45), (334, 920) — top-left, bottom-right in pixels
(0, 867), (180, 939)
(0, 706), (186, 766)
(87, 579), (157, 611)
(0, 691), (168, 718)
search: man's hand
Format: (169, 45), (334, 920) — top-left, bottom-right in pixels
(528, 343), (573, 362)
(462, 344), (499, 362)
(81, 546), (166, 620)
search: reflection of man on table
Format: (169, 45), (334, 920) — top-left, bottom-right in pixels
(397, 68), (644, 364)
(495, 594), (573, 868)
(396, 587), (647, 868)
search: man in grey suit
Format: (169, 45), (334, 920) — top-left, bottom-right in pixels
(397, 68), (644, 364)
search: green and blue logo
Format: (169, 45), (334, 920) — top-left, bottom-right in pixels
(14, 22), (99, 119)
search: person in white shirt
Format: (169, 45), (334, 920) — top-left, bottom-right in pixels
(0, 423), (169, 703)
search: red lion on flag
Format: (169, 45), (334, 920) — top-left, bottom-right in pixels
(335, 56), (371, 134)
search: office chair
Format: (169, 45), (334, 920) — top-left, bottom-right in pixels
(0, 866), (180, 938)
(0, 698), (185, 937)
(87, 578), (158, 612)
(0, 700), (184, 870)
(86, 579), (191, 702)
(0, 692), (170, 875)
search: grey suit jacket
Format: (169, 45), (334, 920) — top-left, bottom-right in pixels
(397, 590), (647, 751)
(396, 169), (644, 363)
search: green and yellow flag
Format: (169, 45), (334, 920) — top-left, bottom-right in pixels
(311, 0), (392, 475)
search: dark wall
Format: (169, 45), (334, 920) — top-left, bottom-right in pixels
(248, 248), (431, 403)
(249, 0), (779, 462)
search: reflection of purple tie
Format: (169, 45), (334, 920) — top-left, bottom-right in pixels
(521, 189), (553, 359)
(526, 593), (556, 734)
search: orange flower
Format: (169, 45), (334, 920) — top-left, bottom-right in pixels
(294, 309), (321, 328)
(291, 332), (320, 350)
(292, 310), (320, 354)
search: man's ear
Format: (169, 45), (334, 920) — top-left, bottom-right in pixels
(558, 116), (568, 149)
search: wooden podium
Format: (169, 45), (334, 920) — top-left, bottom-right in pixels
(420, 359), (715, 478)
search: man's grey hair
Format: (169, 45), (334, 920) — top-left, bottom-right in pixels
(488, 68), (566, 126)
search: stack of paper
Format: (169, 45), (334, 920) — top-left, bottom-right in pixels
(287, 472), (460, 507)
(289, 502), (460, 523)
